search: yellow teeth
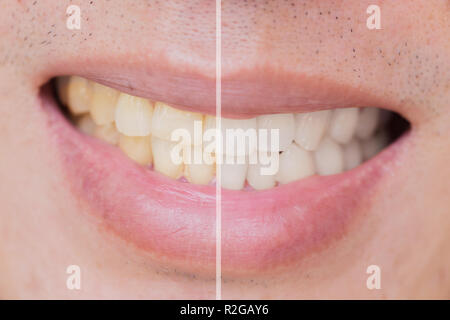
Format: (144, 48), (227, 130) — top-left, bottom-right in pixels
(59, 76), (392, 191)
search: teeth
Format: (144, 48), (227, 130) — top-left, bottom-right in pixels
(220, 156), (248, 190)
(118, 134), (152, 165)
(94, 123), (120, 145)
(329, 108), (359, 144)
(151, 136), (184, 179)
(246, 154), (277, 190)
(152, 102), (203, 144)
(355, 108), (380, 140)
(184, 146), (215, 185)
(343, 139), (363, 170)
(362, 131), (389, 160)
(219, 117), (258, 156)
(67, 76), (92, 115)
(115, 93), (153, 137)
(62, 76), (395, 191)
(275, 143), (315, 184)
(294, 110), (331, 151)
(314, 137), (344, 175)
(76, 114), (96, 135)
(256, 113), (295, 152)
(90, 83), (119, 125)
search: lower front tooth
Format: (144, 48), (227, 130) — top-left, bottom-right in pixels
(152, 136), (184, 179)
(118, 134), (152, 165)
(314, 137), (344, 175)
(94, 123), (120, 145)
(275, 143), (315, 184)
(67, 76), (92, 115)
(247, 159), (276, 190)
(220, 156), (248, 190)
(343, 139), (362, 170)
(329, 108), (359, 144)
(185, 162), (215, 185)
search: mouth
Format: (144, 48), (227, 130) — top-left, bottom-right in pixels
(40, 69), (410, 277)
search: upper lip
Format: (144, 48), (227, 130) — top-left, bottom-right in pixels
(38, 55), (412, 278)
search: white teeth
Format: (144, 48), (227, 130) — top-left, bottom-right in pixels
(151, 102), (203, 144)
(247, 155), (277, 190)
(76, 114), (96, 135)
(294, 110), (331, 151)
(184, 146), (215, 185)
(355, 108), (380, 140)
(115, 93), (153, 137)
(329, 108), (359, 144)
(314, 137), (344, 175)
(220, 156), (248, 190)
(118, 135), (152, 165)
(362, 131), (389, 160)
(256, 113), (295, 152)
(275, 143), (315, 184)
(94, 123), (120, 145)
(151, 136), (184, 179)
(67, 76), (92, 115)
(343, 139), (363, 170)
(219, 117), (258, 156)
(90, 83), (119, 125)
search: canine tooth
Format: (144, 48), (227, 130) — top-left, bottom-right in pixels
(355, 108), (380, 140)
(275, 143), (315, 184)
(76, 114), (96, 135)
(67, 76), (92, 115)
(115, 93), (153, 137)
(152, 102), (203, 144)
(257, 113), (295, 152)
(152, 136), (184, 179)
(294, 110), (331, 151)
(220, 156), (248, 190)
(57, 76), (70, 106)
(247, 160), (276, 190)
(118, 135), (152, 165)
(94, 124), (119, 145)
(362, 132), (389, 160)
(90, 83), (119, 125)
(343, 139), (363, 170)
(329, 108), (359, 144)
(314, 137), (344, 175)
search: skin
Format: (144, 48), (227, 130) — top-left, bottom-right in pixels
(0, 0), (449, 299)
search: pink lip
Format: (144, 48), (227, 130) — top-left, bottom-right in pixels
(40, 81), (410, 277)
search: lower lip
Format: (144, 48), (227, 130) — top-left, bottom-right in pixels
(41, 86), (408, 277)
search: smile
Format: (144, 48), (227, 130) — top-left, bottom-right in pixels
(39, 67), (410, 277)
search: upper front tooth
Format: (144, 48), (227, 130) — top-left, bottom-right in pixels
(151, 102), (203, 144)
(90, 83), (119, 125)
(115, 93), (153, 137)
(151, 136), (185, 179)
(343, 139), (363, 170)
(355, 107), (380, 140)
(314, 137), (344, 175)
(275, 143), (315, 184)
(329, 108), (359, 144)
(219, 117), (258, 156)
(257, 113), (295, 152)
(67, 76), (92, 115)
(294, 110), (331, 151)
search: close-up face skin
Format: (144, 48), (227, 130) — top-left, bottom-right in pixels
(0, 0), (449, 299)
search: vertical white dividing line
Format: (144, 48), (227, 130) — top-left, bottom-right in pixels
(215, 0), (222, 301)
